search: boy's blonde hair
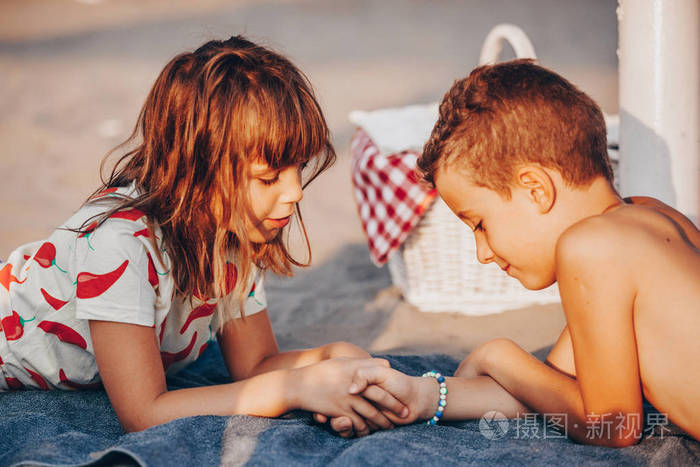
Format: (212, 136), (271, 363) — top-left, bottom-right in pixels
(418, 59), (613, 197)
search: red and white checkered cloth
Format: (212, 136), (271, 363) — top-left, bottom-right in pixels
(351, 129), (437, 266)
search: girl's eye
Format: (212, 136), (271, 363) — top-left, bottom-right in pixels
(473, 221), (484, 232)
(259, 173), (280, 185)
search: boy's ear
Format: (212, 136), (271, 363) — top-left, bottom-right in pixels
(515, 166), (555, 213)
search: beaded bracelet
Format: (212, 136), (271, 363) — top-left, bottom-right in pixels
(421, 370), (447, 425)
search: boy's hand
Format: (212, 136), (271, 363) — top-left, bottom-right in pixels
(294, 357), (408, 437)
(347, 366), (437, 425)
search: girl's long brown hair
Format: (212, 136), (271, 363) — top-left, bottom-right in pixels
(82, 36), (335, 326)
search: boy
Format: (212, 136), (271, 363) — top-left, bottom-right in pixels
(343, 60), (700, 446)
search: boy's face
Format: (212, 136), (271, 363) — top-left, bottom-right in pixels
(434, 164), (557, 290)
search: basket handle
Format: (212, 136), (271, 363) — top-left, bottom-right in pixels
(478, 24), (537, 65)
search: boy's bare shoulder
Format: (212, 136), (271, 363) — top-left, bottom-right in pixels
(555, 200), (698, 277)
(623, 196), (700, 248)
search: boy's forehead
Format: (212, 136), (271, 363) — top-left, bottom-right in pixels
(435, 166), (482, 210)
(434, 164), (477, 192)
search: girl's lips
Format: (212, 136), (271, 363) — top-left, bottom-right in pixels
(266, 215), (291, 229)
(502, 264), (511, 274)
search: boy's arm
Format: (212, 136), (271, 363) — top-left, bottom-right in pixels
(478, 221), (643, 446)
(356, 221), (644, 446)
(554, 219), (644, 445)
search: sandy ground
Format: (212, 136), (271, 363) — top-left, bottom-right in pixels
(0, 0), (617, 355)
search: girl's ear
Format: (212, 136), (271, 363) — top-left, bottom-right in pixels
(515, 165), (555, 213)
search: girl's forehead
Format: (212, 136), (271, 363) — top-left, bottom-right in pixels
(249, 160), (276, 174)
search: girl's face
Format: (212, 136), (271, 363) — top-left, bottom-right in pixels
(245, 160), (304, 243)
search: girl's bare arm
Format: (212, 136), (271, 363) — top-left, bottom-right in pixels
(216, 309), (370, 381)
(90, 320), (399, 433)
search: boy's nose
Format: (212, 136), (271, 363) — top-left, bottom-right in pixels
(474, 233), (495, 264)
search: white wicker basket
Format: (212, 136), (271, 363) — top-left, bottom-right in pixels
(362, 24), (619, 315)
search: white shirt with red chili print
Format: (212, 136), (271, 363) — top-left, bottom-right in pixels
(0, 184), (267, 390)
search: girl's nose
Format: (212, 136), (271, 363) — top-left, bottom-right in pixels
(280, 167), (303, 204)
(474, 232), (495, 264)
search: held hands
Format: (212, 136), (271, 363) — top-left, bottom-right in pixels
(294, 357), (410, 437)
(305, 341), (442, 437)
(347, 365), (437, 426)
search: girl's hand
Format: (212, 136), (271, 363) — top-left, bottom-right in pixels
(292, 357), (408, 437)
(312, 341), (373, 433)
(347, 366), (437, 425)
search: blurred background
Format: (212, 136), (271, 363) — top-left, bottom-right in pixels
(0, 0), (618, 264)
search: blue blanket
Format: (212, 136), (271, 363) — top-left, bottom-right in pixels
(2, 245), (698, 466)
(1, 346), (698, 466)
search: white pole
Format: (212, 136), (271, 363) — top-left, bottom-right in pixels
(618, 0), (700, 226)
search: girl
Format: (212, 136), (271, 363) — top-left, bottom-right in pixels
(0, 36), (405, 435)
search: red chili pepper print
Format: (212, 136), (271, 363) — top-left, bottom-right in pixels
(160, 332), (197, 371)
(78, 221), (98, 238)
(59, 369), (102, 389)
(193, 288), (207, 301)
(92, 187), (118, 199)
(147, 252), (159, 288)
(197, 342), (209, 359)
(77, 259), (129, 299)
(225, 262), (237, 296)
(134, 228), (150, 238)
(191, 262), (236, 300)
(0, 263), (26, 291)
(0, 355), (3, 364)
(158, 315), (168, 345)
(109, 208), (146, 222)
(33, 242), (55, 268)
(247, 281), (264, 306)
(38, 321), (87, 349)
(78, 221), (99, 250)
(33, 242), (67, 272)
(24, 366), (49, 390)
(180, 303), (216, 334)
(40, 288), (69, 311)
(1, 311), (36, 340)
(5, 377), (24, 389)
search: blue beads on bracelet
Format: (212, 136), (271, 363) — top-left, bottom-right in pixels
(422, 370), (447, 426)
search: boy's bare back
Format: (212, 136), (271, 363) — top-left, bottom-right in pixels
(553, 197), (700, 439)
